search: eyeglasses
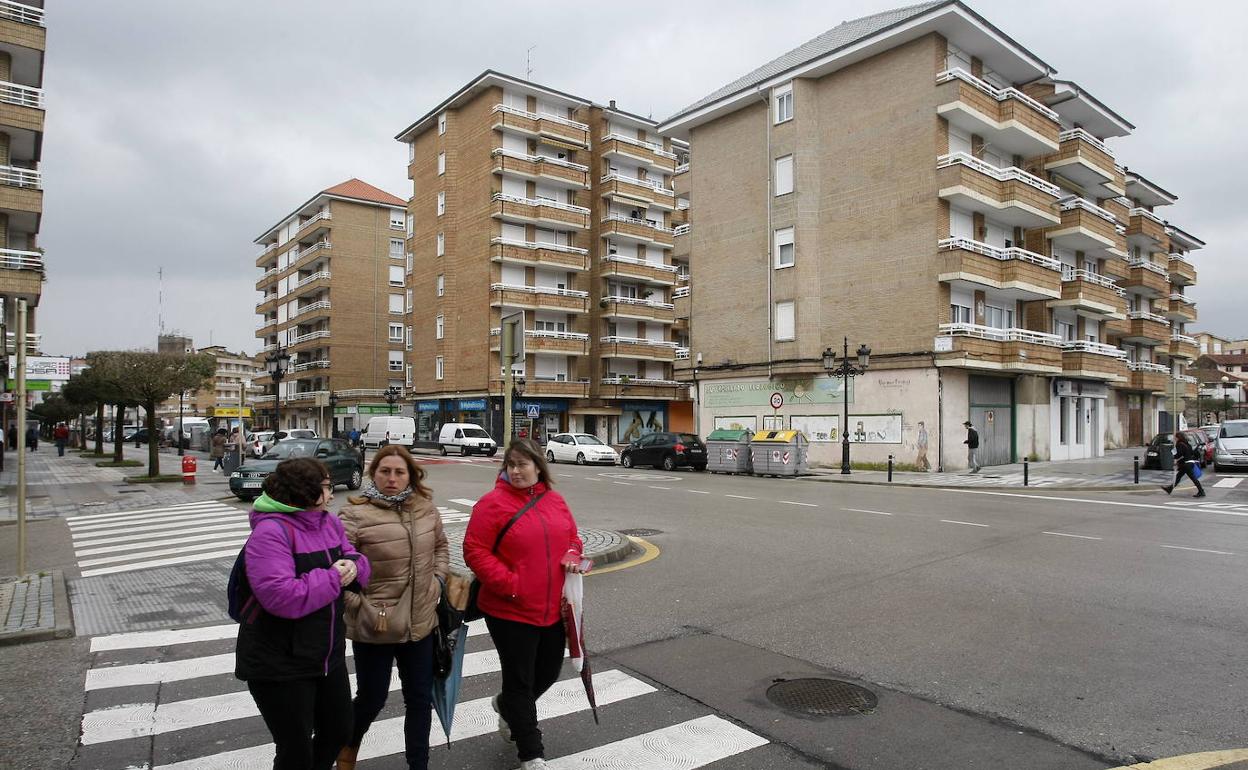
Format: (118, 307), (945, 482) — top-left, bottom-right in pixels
(320, 482), (333, 490)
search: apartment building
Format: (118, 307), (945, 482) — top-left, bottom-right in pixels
(659, 0), (1203, 469)
(395, 72), (692, 445)
(252, 179), (410, 435)
(155, 343), (263, 425)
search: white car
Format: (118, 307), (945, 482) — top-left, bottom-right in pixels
(546, 433), (618, 465)
(248, 431), (275, 457)
(1214, 420), (1248, 473)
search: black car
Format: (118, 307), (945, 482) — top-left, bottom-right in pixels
(620, 432), (707, 471)
(126, 428), (151, 444)
(229, 438), (363, 501)
(1143, 430), (1208, 470)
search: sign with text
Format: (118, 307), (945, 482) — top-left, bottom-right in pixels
(704, 378), (848, 408)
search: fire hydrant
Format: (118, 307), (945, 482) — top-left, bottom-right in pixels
(181, 454), (197, 485)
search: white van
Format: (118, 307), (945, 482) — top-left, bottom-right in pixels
(362, 416), (416, 449)
(438, 423), (497, 456)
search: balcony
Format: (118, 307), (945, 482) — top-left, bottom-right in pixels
(600, 214), (675, 248)
(673, 223), (690, 258)
(288, 330), (331, 350)
(599, 172), (676, 211)
(1168, 333), (1198, 361)
(491, 192), (590, 230)
(492, 104), (590, 149)
(1043, 129), (1123, 196)
(1119, 259), (1170, 297)
(599, 295), (675, 323)
(1128, 361), (1169, 393)
(1180, 375), (1199, 399)
(0, 164), (41, 215)
(255, 294), (279, 314)
(1164, 293), (1197, 323)
(292, 359), (331, 373)
(1049, 268), (1126, 318)
(599, 133), (677, 173)
(600, 254), (679, 286)
(288, 241), (332, 273)
(3, 331), (38, 354)
(1168, 254), (1197, 287)
(599, 377), (685, 401)
(0, 80), (43, 135)
(0, 247), (42, 291)
(1112, 311), (1170, 344)
(489, 328), (590, 356)
(490, 237), (589, 272)
(489, 283), (589, 314)
(674, 162), (690, 176)
(599, 336), (679, 362)
(937, 237), (1061, 300)
(255, 267), (278, 290)
(288, 390), (329, 404)
(935, 324), (1063, 373)
(936, 153), (1060, 228)
(673, 284), (690, 326)
(295, 211), (332, 241)
(1126, 208), (1168, 250)
(0, 0), (43, 28)
(491, 377), (590, 399)
(291, 299), (331, 322)
(289, 270), (332, 298)
(935, 68), (1060, 157)
(491, 148), (589, 189)
(255, 318), (277, 334)
(1045, 198), (1125, 258)
(1061, 341), (1128, 382)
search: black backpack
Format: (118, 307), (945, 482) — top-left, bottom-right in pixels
(228, 518), (296, 623)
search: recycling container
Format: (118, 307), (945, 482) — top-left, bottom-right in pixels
(749, 430), (809, 477)
(706, 429), (753, 474)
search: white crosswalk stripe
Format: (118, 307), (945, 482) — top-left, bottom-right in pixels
(76, 621), (772, 769)
(68, 502), (249, 578)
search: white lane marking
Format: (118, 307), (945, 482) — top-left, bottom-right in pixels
(71, 522), (252, 551)
(1214, 478), (1243, 488)
(75, 528), (252, 557)
(448, 498), (478, 506)
(724, 494), (756, 500)
(68, 508), (240, 533)
(1042, 531), (1102, 541)
(545, 715), (768, 769)
(66, 501), (228, 522)
(778, 500), (817, 507)
(940, 519), (989, 528)
(88, 619), (487, 653)
(612, 481), (633, 486)
(688, 490), (710, 495)
(78, 537), (250, 568)
(940, 488), (1248, 517)
(1160, 545), (1235, 556)
(648, 486), (671, 490)
(151, 670), (654, 767)
(79, 548), (243, 578)
(71, 513), (245, 539)
(843, 508), (894, 516)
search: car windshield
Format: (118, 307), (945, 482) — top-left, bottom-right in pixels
(262, 440), (319, 459)
(1151, 434), (1172, 445)
(463, 428), (491, 438)
(1222, 423), (1248, 439)
(576, 435), (605, 446)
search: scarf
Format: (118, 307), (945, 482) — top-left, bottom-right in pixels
(361, 481), (414, 510)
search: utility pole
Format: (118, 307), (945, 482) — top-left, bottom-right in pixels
(16, 298), (27, 576)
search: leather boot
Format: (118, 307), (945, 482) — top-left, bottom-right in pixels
(336, 746), (358, 770)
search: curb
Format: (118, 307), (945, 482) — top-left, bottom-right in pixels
(446, 529), (640, 579)
(796, 475), (1149, 493)
(0, 570), (75, 647)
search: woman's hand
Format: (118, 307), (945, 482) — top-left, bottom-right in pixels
(560, 551), (591, 574)
(333, 559), (358, 586)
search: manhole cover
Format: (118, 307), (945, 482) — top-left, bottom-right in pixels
(618, 528), (662, 537)
(766, 678), (877, 716)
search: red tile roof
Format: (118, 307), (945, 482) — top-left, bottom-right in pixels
(322, 178), (405, 207)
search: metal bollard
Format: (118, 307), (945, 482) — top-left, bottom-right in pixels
(1133, 455), (1139, 484)
(888, 454), (894, 482)
(1023, 457), (1029, 487)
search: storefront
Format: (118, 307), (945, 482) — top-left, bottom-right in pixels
(1049, 379), (1107, 461)
(333, 403), (402, 435)
(509, 399), (568, 442)
(412, 397), (490, 446)
(617, 401), (669, 444)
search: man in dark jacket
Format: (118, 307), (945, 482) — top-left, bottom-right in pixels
(963, 420), (980, 473)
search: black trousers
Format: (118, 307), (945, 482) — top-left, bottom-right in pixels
(1173, 462), (1205, 495)
(350, 634), (434, 770)
(247, 665), (353, 770)
(485, 614), (566, 762)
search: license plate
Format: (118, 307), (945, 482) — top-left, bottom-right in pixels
(690, 448), (704, 454)
(243, 481), (263, 489)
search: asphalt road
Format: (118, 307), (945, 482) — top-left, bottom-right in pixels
(395, 456), (1248, 767)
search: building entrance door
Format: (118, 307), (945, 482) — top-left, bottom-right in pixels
(969, 375), (1014, 466)
(1127, 394), (1143, 445)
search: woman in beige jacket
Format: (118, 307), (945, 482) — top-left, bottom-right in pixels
(335, 445), (448, 770)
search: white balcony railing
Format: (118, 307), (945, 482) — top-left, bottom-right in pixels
(938, 323), (1063, 346)
(490, 282), (589, 298)
(334, 388), (396, 399)
(601, 295), (675, 310)
(675, 347), (690, 360)
(603, 254), (679, 272)
(260, 243), (278, 256)
(292, 359), (331, 372)
(0, 80), (42, 109)
(298, 211), (331, 231)
(1058, 128), (1114, 157)
(1130, 207), (1167, 227)
(290, 330), (331, 346)
(256, 318), (276, 331)
(288, 390), (329, 403)
(258, 267), (278, 282)
(254, 296), (275, 311)
(0, 0), (43, 26)
(600, 172), (674, 196)
(600, 336), (680, 348)
(291, 300), (331, 319)
(1171, 333), (1198, 345)
(1127, 310), (1170, 325)
(1129, 361), (1169, 374)
(294, 270), (331, 290)
(1127, 258), (1168, 276)
(490, 236), (588, 256)
(1062, 341), (1127, 358)
(935, 68), (1061, 122)
(489, 328), (590, 342)
(601, 213), (675, 234)
(674, 163), (690, 175)
(0, 247), (42, 272)
(601, 376), (681, 387)
(673, 223), (691, 237)
(491, 147), (589, 173)
(600, 132), (679, 160)
(0, 165), (40, 190)
(1058, 197), (1118, 225)
(1168, 293), (1195, 306)
(938, 237), (1062, 271)
(252, 395), (276, 404)
(937, 152), (1061, 197)
(1178, 374), (1198, 385)
(492, 103), (590, 132)
(1061, 267), (1126, 296)
(3, 331), (38, 353)
(1168, 253), (1191, 264)
(672, 286), (691, 299)
(492, 192), (591, 215)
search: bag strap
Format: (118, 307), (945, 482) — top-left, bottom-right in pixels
(492, 492), (546, 554)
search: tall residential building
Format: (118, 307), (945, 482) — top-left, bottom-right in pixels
(395, 72), (692, 445)
(252, 179), (410, 435)
(660, 0), (1203, 470)
(156, 344), (263, 425)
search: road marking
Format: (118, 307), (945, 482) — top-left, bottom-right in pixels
(544, 715), (767, 769)
(1042, 531), (1102, 541)
(71, 513), (245, 539)
(724, 494), (756, 500)
(648, 485), (671, 490)
(70, 522), (252, 550)
(843, 508), (894, 516)
(88, 619), (488, 654)
(1214, 478), (1243, 488)
(1108, 748), (1248, 769)
(588, 537), (661, 576)
(66, 501), (228, 524)
(68, 507), (241, 533)
(778, 500), (817, 507)
(940, 489), (1248, 517)
(1159, 545), (1235, 556)
(448, 498), (477, 506)
(688, 490), (710, 494)
(940, 519), (989, 528)
(80, 548), (243, 578)
(612, 481), (633, 486)
(78, 537), (249, 568)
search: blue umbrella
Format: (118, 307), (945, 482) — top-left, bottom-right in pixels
(431, 576), (469, 747)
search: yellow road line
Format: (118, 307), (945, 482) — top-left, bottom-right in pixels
(1111, 749), (1248, 769)
(586, 536), (659, 576)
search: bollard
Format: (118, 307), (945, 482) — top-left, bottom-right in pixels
(181, 454), (197, 485)
(1023, 457), (1029, 487)
(887, 454), (894, 482)
(1133, 455), (1139, 485)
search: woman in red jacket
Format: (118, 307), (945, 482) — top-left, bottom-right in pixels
(463, 438), (584, 770)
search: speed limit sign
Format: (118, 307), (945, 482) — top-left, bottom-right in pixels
(769, 392), (784, 409)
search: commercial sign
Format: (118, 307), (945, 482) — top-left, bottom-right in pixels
(6, 379), (50, 391)
(207, 407), (253, 418)
(457, 398), (487, 411)
(357, 404), (398, 415)
(416, 400), (440, 412)
(24, 357), (70, 379)
(512, 399), (568, 414)
(704, 378), (848, 408)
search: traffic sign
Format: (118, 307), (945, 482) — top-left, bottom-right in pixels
(0, 392), (11, 402)
(526, 405), (541, 419)
(769, 392), (784, 409)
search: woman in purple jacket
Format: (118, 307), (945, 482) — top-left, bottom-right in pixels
(235, 457), (371, 770)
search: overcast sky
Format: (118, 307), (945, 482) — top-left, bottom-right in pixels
(37, 0), (1248, 357)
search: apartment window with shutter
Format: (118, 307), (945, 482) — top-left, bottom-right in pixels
(388, 351), (404, 372)
(389, 239), (404, 259)
(437, 152), (446, 175)
(405, 289), (413, 312)
(774, 227), (795, 269)
(435, 356), (444, 380)
(436, 192), (445, 216)
(437, 112), (446, 135)
(390, 210), (404, 230)
(435, 314), (444, 340)
(436, 274), (445, 297)
(405, 364), (413, 387)
(388, 294), (404, 314)
(405, 253), (413, 274)
(774, 84), (793, 123)
(436, 233), (445, 256)
(405, 326), (413, 351)
(775, 155), (794, 196)
(388, 323), (404, 342)
(405, 213), (413, 236)
(950, 303), (972, 324)
(775, 301), (795, 341)
(388, 265), (404, 287)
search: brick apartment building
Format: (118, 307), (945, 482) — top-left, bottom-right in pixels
(395, 72), (692, 445)
(155, 340), (263, 426)
(252, 180), (411, 435)
(659, 0), (1203, 470)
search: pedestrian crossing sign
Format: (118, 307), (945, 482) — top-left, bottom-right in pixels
(527, 405), (541, 419)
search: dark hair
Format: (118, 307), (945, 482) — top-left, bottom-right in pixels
(504, 438), (554, 487)
(263, 457), (330, 509)
(366, 444), (431, 499)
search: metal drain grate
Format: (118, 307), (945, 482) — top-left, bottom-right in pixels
(618, 528), (662, 537)
(766, 678), (877, 716)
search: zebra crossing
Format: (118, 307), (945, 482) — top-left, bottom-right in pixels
(439, 497), (478, 526)
(74, 621), (775, 769)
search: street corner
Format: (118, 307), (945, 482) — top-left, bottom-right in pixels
(586, 532), (661, 576)
(1112, 749), (1248, 769)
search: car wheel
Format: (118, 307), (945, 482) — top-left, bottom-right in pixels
(693, 464), (706, 472)
(662, 455), (677, 471)
(547, 450), (556, 464)
(460, 445), (468, 457)
(576, 453), (586, 465)
(621, 452), (633, 468)
(348, 468), (362, 490)
(487, 448), (497, 457)
(439, 445), (448, 456)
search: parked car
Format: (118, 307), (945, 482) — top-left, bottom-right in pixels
(229, 438), (362, 501)
(1214, 420), (1248, 473)
(247, 431), (275, 457)
(620, 432), (707, 471)
(126, 428), (152, 444)
(1143, 430), (1209, 470)
(362, 416), (416, 449)
(1190, 428), (1215, 466)
(545, 433), (618, 465)
(274, 429), (317, 442)
(438, 423), (497, 456)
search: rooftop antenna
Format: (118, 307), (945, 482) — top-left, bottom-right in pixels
(526, 45), (536, 81)
(157, 266), (164, 335)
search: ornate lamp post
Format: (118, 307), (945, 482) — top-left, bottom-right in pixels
(822, 337), (871, 475)
(177, 390), (185, 456)
(328, 391), (339, 437)
(1222, 375), (1231, 422)
(385, 386), (400, 416)
(265, 347), (290, 435)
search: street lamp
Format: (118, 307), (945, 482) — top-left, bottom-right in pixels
(328, 391), (339, 437)
(238, 378), (250, 458)
(1222, 375), (1231, 421)
(177, 389), (185, 456)
(385, 386), (400, 416)
(513, 376), (526, 398)
(265, 346), (290, 435)
(822, 336), (871, 475)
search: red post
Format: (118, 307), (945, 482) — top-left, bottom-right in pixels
(181, 454), (197, 484)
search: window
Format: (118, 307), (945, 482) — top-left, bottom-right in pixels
(775, 301), (795, 341)
(775, 155), (794, 196)
(408, 142), (415, 162)
(437, 112), (446, 135)
(405, 364), (413, 387)
(436, 192), (445, 216)
(390, 210), (404, 230)
(435, 356), (444, 380)
(1075, 397), (1086, 444)
(774, 227), (795, 269)
(388, 323), (404, 342)
(405, 213), (413, 236)
(950, 303), (972, 324)
(405, 289), (413, 313)
(436, 274), (445, 297)
(774, 84), (793, 123)
(388, 351), (404, 372)
(436, 152), (446, 175)
(405, 326), (413, 351)
(435, 314), (444, 340)
(1059, 397), (1069, 445)
(389, 238), (404, 258)
(1055, 320), (1076, 342)
(535, 319), (566, 333)
(405, 253), (413, 274)
(388, 294), (404, 314)
(436, 233), (445, 256)
(388, 265), (404, 287)
(984, 304), (1013, 330)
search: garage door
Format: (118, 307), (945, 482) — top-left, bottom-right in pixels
(969, 375), (1013, 467)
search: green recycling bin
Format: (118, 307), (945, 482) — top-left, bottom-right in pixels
(706, 429), (753, 474)
(749, 430), (809, 477)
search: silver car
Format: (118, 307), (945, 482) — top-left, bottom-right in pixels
(1213, 420), (1248, 473)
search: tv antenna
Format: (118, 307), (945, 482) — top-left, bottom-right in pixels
(526, 45), (536, 80)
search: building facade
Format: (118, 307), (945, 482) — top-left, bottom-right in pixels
(252, 180), (410, 435)
(395, 72), (692, 445)
(156, 343), (264, 427)
(660, 0), (1203, 470)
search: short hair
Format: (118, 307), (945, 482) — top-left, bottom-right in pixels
(504, 438), (554, 487)
(263, 457), (329, 509)
(366, 444), (431, 499)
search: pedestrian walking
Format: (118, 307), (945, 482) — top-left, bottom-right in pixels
(235, 458), (371, 770)
(211, 429), (228, 472)
(6, 424), (15, 450)
(335, 445), (448, 770)
(26, 425), (37, 452)
(54, 422), (69, 457)
(1162, 432), (1206, 498)
(463, 438), (586, 770)
(963, 420), (980, 473)
(350, 428), (361, 448)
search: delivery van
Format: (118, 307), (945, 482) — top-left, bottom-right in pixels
(437, 423), (497, 456)
(362, 416), (416, 449)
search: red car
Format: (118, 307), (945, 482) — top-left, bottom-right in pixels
(1189, 429), (1215, 467)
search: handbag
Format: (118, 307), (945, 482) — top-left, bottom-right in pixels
(1192, 461), (1203, 479)
(463, 492), (546, 622)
